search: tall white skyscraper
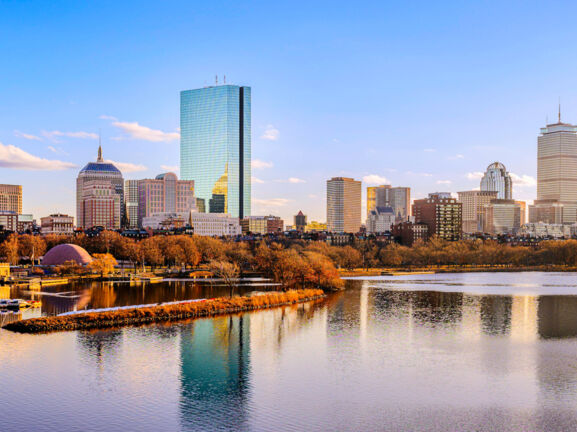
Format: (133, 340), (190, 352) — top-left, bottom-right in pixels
(480, 162), (512, 200)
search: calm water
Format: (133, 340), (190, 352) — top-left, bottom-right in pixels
(2, 272), (577, 431)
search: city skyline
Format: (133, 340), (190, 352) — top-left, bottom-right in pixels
(4, 1), (577, 222)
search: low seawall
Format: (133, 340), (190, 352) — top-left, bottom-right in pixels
(4, 289), (326, 334)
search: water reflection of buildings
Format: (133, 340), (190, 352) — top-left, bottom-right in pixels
(179, 315), (250, 431)
(537, 296), (577, 339)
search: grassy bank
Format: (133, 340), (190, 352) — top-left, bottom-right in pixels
(339, 264), (577, 277)
(4, 289), (325, 334)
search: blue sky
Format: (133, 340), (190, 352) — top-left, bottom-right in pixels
(1, 1), (576, 222)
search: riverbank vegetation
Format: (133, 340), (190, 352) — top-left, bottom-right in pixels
(4, 289), (325, 333)
(4, 232), (577, 288)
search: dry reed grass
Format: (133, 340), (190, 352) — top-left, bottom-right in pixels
(5, 289), (325, 334)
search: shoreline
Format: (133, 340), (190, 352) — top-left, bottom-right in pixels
(3, 289), (326, 334)
(339, 265), (577, 277)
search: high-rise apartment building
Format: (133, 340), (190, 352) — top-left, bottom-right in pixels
(529, 113), (577, 224)
(124, 180), (139, 229)
(0, 184), (22, 214)
(180, 85), (251, 219)
(137, 173), (195, 227)
(480, 162), (513, 200)
(366, 185), (410, 221)
(457, 190), (498, 233)
(327, 177), (362, 233)
(412, 193), (462, 241)
(76, 146), (124, 229)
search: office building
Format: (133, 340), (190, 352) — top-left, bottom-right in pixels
(80, 181), (121, 229)
(142, 212), (189, 230)
(367, 185), (411, 221)
(40, 214), (74, 235)
(483, 199), (522, 235)
(516, 201), (527, 226)
(17, 214), (35, 233)
(480, 162), (513, 200)
(0, 184), (22, 214)
(366, 206), (395, 234)
(241, 215), (284, 234)
(76, 146), (124, 229)
(189, 212), (241, 237)
(367, 185), (391, 218)
(457, 190), (498, 233)
(519, 222), (572, 239)
(294, 211), (307, 231)
(180, 84), (251, 219)
(0, 211), (18, 231)
(327, 177), (362, 233)
(124, 180), (139, 229)
(137, 173), (195, 227)
(412, 193), (462, 241)
(529, 112), (577, 224)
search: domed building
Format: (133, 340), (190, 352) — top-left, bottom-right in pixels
(480, 162), (512, 200)
(42, 244), (93, 266)
(76, 145), (124, 229)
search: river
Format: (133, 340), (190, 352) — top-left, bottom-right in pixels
(2, 272), (577, 431)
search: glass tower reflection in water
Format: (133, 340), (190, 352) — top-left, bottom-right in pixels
(179, 315), (251, 431)
(180, 85), (251, 219)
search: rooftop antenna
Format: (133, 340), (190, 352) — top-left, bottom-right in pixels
(224, 74), (226, 84)
(97, 129), (103, 162)
(215, 74), (218, 85)
(558, 97), (561, 123)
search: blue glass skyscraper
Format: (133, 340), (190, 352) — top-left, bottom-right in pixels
(180, 85), (251, 219)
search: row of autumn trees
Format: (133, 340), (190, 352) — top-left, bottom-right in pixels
(0, 232), (344, 290)
(4, 232), (577, 284)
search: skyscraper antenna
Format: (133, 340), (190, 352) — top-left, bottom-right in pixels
(559, 97), (561, 123)
(215, 74), (218, 85)
(224, 74), (226, 84)
(97, 129), (103, 162)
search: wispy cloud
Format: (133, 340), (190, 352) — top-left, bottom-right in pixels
(308, 194), (317, 199)
(14, 130), (43, 141)
(251, 176), (265, 184)
(275, 177), (306, 184)
(111, 121), (179, 142)
(436, 180), (452, 185)
(47, 146), (69, 156)
(510, 173), (536, 187)
(363, 174), (389, 185)
(160, 164), (179, 173)
(99, 114), (118, 121)
(251, 159), (274, 169)
(260, 125), (279, 141)
(105, 160), (147, 173)
(424, 148), (436, 153)
(466, 171), (484, 180)
(448, 154), (465, 160)
(0, 142), (76, 170)
(42, 130), (98, 141)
